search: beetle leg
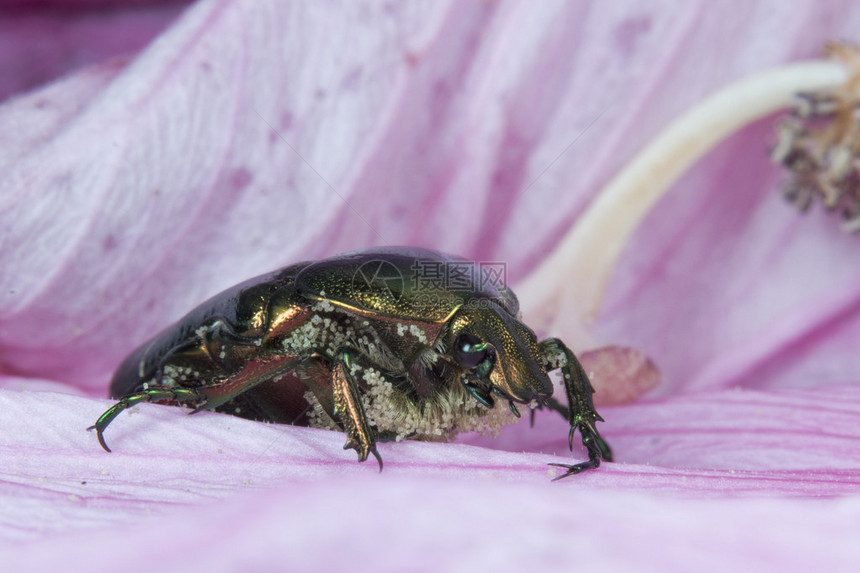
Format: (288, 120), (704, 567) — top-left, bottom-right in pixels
(539, 338), (613, 479)
(529, 395), (570, 421)
(331, 348), (383, 471)
(92, 354), (304, 452)
(88, 386), (206, 452)
(462, 377), (495, 408)
(187, 354), (304, 413)
(150, 319), (265, 388)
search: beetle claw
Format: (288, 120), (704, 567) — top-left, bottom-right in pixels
(86, 424), (113, 453)
(550, 422), (613, 481)
(548, 461), (593, 481)
(343, 439), (384, 472)
(371, 447), (383, 473)
(96, 429), (112, 453)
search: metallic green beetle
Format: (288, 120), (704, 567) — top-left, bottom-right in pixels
(91, 247), (611, 479)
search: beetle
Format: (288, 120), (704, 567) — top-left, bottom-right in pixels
(90, 247), (612, 479)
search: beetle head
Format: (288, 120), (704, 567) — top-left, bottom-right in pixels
(443, 300), (552, 405)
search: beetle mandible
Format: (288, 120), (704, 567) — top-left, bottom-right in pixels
(90, 247), (612, 479)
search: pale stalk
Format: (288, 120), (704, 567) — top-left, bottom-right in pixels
(517, 60), (848, 346)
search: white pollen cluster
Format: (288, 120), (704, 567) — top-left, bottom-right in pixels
(160, 364), (200, 387)
(300, 367), (518, 442)
(545, 350), (568, 370)
(360, 367), (516, 442)
(281, 310), (350, 358)
(408, 324), (428, 344)
(312, 298), (335, 313)
(395, 322), (429, 344)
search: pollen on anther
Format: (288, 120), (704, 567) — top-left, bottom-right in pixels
(773, 43), (860, 232)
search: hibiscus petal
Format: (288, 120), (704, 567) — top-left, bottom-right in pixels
(6, 380), (860, 529)
(594, 123), (860, 396)
(5, 0), (857, 395)
(1, 1), (458, 388)
(0, 1), (189, 103)
(462, 381), (860, 482)
(4, 382), (860, 569)
(4, 473), (860, 573)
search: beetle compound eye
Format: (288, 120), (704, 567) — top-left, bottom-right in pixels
(454, 334), (490, 369)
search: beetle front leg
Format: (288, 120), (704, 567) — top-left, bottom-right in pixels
(331, 348), (383, 471)
(88, 386), (206, 452)
(539, 338), (613, 479)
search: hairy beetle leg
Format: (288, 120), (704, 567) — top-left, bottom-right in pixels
(88, 387), (206, 452)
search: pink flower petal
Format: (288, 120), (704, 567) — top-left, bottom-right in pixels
(3, 381), (860, 569)
(0, 1), (189, 103)
(4, 473), (860, 572)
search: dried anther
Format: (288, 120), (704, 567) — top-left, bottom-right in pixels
(773, 43), (860, 232)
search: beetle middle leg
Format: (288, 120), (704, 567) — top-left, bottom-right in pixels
(539, 338), (613, 480)
(186, 353), (305, 412)
(331, 347), (383, 471)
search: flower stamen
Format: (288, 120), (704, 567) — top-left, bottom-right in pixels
(519, 54), (849, 343)
(773, 44), (860, 232)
